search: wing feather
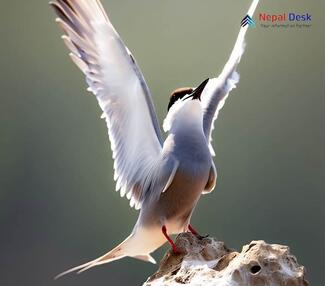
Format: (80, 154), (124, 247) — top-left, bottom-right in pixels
(201, 0), (259, 156)
(51, 0), (167, 209)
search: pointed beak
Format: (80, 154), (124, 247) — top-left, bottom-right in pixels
(189, 78), (209, 101)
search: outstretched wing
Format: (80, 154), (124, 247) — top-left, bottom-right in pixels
(50, 0), (169, 209)
(201, 0), (259, 156)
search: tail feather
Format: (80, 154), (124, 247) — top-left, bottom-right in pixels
(55, 234), (133, 279)
(76, 253), (126, 274)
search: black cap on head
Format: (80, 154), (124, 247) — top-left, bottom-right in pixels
(167, 87), (193, 111)
(167, 78), (209, 111)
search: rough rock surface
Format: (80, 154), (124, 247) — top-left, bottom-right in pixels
(143, 233), (309, 286)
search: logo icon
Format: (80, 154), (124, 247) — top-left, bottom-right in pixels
(241, 15), (256, 27)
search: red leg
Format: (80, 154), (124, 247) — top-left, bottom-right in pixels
(162, 225), (180, 254)
(188, 224), (199, 236)
(188, 224), (209, 239)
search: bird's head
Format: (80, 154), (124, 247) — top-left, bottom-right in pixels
(163, 78), (209, 133)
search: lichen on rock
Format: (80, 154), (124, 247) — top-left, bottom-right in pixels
(143, 233), (309, 286)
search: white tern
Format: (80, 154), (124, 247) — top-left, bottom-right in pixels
(50, 0), (260, 278)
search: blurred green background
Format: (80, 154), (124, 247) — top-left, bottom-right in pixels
(0, 0), (324, 285)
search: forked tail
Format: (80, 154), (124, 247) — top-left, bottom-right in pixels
(55, 233), (156, 279)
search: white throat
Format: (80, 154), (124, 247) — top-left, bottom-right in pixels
(163, 100), (203, 134)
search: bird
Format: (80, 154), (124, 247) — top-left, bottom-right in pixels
(50, 0), (259, 278)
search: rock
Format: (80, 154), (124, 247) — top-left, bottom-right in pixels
(143, 233), (309, 286)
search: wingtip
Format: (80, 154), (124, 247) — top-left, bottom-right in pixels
(248, 0), (260, 18)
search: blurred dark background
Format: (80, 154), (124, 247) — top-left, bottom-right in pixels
(0, 0), (324, 285)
